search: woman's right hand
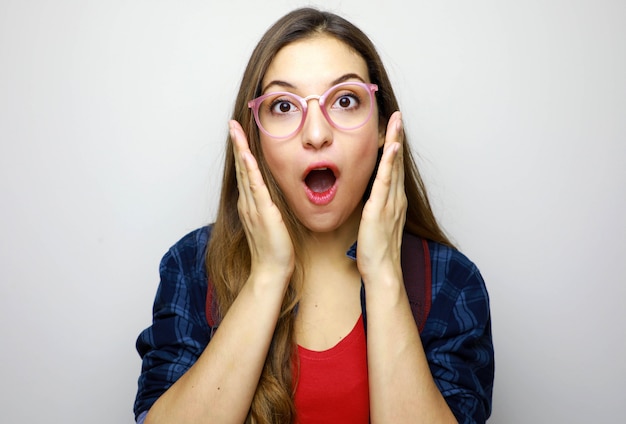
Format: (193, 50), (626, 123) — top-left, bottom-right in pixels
(230, 120), (295, 285)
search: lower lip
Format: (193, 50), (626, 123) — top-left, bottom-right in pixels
(304, 183), (338, 205)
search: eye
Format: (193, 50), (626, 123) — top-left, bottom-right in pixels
(269, 97), (300, 115)
(331, 92), (360, 110)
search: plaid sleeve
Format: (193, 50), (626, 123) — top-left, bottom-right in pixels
(133, 227), (212, 421)
(422, 242), (495, 424)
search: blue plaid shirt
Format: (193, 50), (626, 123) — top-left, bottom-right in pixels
(134, 226), (494, 423)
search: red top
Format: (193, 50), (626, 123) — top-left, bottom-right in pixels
(294, 314), (369, 423)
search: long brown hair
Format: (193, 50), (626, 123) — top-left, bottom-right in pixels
(206, 7), (452, 423)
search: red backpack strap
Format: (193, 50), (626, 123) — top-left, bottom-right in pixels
(205, 278), (220, 338)
(401, 233), (432, 333)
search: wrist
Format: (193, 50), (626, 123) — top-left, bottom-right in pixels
(361, 266), (406, 304)
(359, 260), (402, 287)
(247, 266), (293, 295)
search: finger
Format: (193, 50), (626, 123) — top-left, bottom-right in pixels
(230, 120), (255, 214)
(367, 138), (398, 210)
(240, 149), (276, 211)
(367, 112), (403, 208)
(390, 140), (404, 206)
(230, 120), (275, 213)
(388, 113), (405, 203)
(382, 113), (406, 246)
(380, 111), (404, 206)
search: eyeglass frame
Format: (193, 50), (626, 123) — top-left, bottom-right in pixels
(247, 81), (379, 139)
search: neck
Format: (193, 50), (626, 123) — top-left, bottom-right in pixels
(297, 216), (358, 299)
(302, 207), (360, 263)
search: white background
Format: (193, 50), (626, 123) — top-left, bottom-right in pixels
(1, 0), (624, 422)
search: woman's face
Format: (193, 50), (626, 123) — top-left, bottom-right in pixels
(258, 35), (384, 235)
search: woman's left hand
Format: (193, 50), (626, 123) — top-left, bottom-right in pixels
(356, 111), (407, 284)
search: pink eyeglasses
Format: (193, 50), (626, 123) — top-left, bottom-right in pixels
(248, 82), (378, 139)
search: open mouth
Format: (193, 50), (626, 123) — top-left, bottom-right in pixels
(304, 168), (336, 193)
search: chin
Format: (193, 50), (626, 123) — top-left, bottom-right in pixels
(298, 205), (363, 236)
(301, 219), (342, 234)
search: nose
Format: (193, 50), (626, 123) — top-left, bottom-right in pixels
(301, 98), (333, 150)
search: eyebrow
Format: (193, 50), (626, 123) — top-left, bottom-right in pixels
(261, 73), (367, 94)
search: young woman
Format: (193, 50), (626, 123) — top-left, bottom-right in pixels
(134, 7), (494, 424)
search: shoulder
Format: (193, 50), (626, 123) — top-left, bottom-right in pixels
(425, 241), (491, 334)
(427, 241), (487, 299)
(136, 225), (215, 358)
(159, 225), (213, 276)
(154, 225), (214, 323)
